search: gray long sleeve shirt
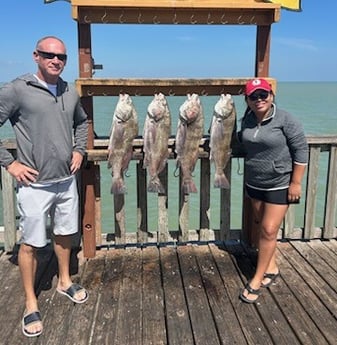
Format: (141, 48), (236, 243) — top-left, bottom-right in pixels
(0, 74), (88, 183)
(239, 104), (308, 190)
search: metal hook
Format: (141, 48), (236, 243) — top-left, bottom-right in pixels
(173, 13), (179, 24)
(153, 15), (160, 24)
(221, 13), (228, 24)
(84, 15), (91, 23)
(138, 13), (144, 24)
(190, 14), (197, 24)
(250, 15), (257, 25)
(101, 10), (108, 23)
(201, 89), (208, 96)
(168, 89), (175, 96)
(207, 13), (214, 24)
(87, 90), (94, 96)
(237, 15), (245, 25)
(119, 12), (125, 24)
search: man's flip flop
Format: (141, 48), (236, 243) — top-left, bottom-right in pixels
(22, 311), (43, 337)
(56, 283), (89, 304)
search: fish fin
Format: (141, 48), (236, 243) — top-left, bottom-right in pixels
(214, 173), (230, 189)
(111, 177), (127, 194)
(183, 179), (198, 194)
(147, 176), (165, 194)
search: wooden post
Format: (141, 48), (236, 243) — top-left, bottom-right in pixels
(1, 167), (16, 252)
(199, 157), (210, 241)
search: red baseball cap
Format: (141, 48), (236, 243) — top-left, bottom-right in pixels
(245, 78), (272, 96)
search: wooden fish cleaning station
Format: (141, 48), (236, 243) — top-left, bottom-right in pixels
(72, 0), (278, 258)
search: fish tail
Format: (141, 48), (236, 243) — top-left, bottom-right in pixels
(183, 178), (198, 194)
(147, 176), (165, 194)
(214, 172), (230, 189)
(111, 177), (127, 194)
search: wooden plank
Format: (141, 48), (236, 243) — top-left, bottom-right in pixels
(142, 246), (167, 345)
(220, 161), (231, 240)
(160, 246), (194, 345)
(323, 146), (337, 238)
(60, 252), (106, 344)
(114, 193), (126, 244)
(308, 239), (337, 274)
(1, 167), (16, 252)
(210, 243), (272, 344)
(137, 161), (148, 243)
(0, 252), (26, 342)
(199, 157), (210, 241)
(90, 248), (125, 344)
(71, 0), (281, 9)
(304, 146), (320, 238)
(284, 204), (296, 238)
(226, 242), (301, 345)
(179, 186), (190, 242)
(291, 240), (337, 296)
(255, 25), (271, 78)
(278, 241), (337, 343)
(195, 244), (247, 344)
(322, 239), (337, 255)
(114, 247), (142, 345)
(177, 245), (220, 344)
(275, 242), (331, 345)
(82, 162), (97, 258)
(71, 0), (280, 25)
(158, 165), (169, 242)
(76, 78), (277, 97)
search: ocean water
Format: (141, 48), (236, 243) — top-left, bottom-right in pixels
(1, 82), (337, 232)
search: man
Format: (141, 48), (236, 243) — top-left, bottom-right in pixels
(0, 36), (89, 337)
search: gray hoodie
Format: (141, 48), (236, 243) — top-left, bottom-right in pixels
(239, 104), (308, 190)
(0, 74), (88, 183)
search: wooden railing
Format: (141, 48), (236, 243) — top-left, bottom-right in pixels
(1, 135), (337, 253)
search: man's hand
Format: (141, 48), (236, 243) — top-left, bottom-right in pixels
(70, 151), (84, 174)
(6, 161), (39, 185)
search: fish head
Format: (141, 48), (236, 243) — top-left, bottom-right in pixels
(147, 93), (169, 122)
(114, 93), (134, 122)
(213, 93), (235, 120)
(179, 93), (201, 124)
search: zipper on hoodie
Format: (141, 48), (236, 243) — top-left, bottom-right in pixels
(254, 123), (261, 138)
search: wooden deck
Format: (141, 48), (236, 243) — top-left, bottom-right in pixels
(0, 239), (336, 344)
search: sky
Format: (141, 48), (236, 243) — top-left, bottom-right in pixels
(0, 0), (336, 82)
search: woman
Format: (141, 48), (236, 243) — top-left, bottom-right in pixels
(238, 78), (308, 303)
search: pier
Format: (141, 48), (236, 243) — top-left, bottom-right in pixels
(0, 1), (336, 343)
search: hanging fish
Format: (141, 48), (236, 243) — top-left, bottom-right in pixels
(143, 93), (171, 193)
(209, 93), (236, 189)
(107, 94), (138, 194)
(175, 93), (204, 194)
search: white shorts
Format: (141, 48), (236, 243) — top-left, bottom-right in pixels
(17, 176), (79, 247)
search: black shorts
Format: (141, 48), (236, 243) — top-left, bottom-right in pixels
(245, 185), (300, 205)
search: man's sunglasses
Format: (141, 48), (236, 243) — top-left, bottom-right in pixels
(36, 50), (67, 62)
(248, 90), (270, 101)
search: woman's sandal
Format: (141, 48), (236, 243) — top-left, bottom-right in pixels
(261, 271), (280, 288)
(239, 282), (261, 304)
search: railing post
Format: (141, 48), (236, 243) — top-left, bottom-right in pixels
(1, 167), (17, 252)
(323, 145), (337, 238)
